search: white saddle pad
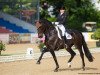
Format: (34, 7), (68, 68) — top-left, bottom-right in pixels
(65, 32), (72, 39)
(55, 26), (72, 39)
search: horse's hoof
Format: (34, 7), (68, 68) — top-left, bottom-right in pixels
(54, 69), (58, 72)
(82, 67), (85, 71)
(68, 62), (71, 68)
(54, 67), (59, 72)
(68, 65), (71, 68)
(36, 61), (41, 64)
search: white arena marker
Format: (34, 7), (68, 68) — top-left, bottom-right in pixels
(26, 48), (34, 59)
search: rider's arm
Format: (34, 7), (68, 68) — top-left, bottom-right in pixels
(59, 13), (67, 25)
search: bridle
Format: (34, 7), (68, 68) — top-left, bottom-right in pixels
(35, 21), (46, 34)
(35, 21), (42, 29)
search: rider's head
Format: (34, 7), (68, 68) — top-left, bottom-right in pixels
(60, 6), (65, 13)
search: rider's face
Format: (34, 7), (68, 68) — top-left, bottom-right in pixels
(60, 9), (65, 13)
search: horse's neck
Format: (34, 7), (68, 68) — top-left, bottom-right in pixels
(44, 26), (57, 40)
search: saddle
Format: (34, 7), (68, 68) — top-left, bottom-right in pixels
(66, 29), (72, 34)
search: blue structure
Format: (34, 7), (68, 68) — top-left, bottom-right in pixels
(0, 18), (30, 33)
(0, 0), (39, 33)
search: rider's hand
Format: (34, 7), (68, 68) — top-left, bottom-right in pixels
(55, 22), (59, 25)
(52, 22), (54, 24)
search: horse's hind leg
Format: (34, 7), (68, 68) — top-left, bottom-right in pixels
(77, 46), (85, 70)
(66, 46), (76, 68)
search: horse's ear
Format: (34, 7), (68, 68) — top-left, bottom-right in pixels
(35, 20), (42, 29)
(35, 20), (38, 23)
(35, 20), (41, 24)
(39, 20), (42, 24)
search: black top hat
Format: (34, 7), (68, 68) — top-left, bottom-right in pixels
(60, 6), (65, 10)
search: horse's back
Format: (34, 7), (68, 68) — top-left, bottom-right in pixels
(66, 29), (82, 35)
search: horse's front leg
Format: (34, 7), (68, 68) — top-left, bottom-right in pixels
(36, 51), (45, 64)
(50, 50), (59, 72)
(36, 48), (48, 64)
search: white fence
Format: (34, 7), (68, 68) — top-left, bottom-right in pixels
(0, 51), (72, 62)
(0, 48), (100, 63)
(0, 54), (34, 62)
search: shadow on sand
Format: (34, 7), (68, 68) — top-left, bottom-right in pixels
(58, 67), (98, 72)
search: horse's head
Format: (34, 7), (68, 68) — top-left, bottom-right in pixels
(35, 19), (54, 38)
(35, 20), (45, 38)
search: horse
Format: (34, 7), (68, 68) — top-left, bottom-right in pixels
(35, 19), (93, 72)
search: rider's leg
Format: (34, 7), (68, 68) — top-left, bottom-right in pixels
(57, 25), (67, 45)
(57, 24), (65, 36)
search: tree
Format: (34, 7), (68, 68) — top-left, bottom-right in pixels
(94, 28), (100, 41)
(0, 0), (37, 18)
(0, 41), (5, 55)
(64, 0), (99, 31)
(1, 0), (100, 31)
(40, 0), (100, 31)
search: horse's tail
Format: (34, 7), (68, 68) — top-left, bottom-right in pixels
(82, 34), (93, 62)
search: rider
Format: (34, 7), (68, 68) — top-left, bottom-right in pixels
(55, 6), (67, 40)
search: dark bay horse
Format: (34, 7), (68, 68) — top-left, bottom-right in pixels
(35, 19), (93, 72)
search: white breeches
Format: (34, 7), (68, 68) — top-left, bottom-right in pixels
(57, 24), (65, 36)
(53, 22), (72, 39)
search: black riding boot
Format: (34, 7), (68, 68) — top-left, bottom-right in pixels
(62, 36), (67, 44)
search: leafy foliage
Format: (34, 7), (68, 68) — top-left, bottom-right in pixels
(94, 28), (100, 40)
(0, 42), (5, 51)
(38, 41), (45, 49)
(0, 0), (100, 31)
(0, 0), (37, 17)
(0, 41), (6, 55)
(40, 0), (100, 31)
(47, 17), (56, 22)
